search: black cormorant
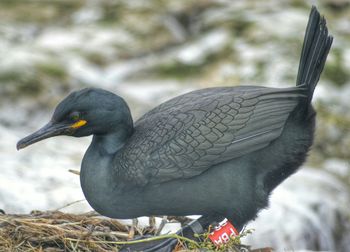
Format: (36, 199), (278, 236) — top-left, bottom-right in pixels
(17, 6), (332, 252)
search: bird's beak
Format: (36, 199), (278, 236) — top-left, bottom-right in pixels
(16, 121), (74, 150)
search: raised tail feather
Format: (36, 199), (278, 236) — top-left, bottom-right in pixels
(296, 6), (333, 102)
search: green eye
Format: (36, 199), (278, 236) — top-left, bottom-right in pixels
(70, 112), (80, 121)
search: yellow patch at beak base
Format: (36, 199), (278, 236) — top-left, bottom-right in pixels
(71, 120), (87, 129)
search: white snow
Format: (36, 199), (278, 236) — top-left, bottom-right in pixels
(243, 168), (350, 251)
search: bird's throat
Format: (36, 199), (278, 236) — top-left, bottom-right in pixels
(92, 128), (132, 155)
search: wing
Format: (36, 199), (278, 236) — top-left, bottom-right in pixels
(115, 86), (307, 186)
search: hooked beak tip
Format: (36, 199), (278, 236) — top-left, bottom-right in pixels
(16, 136), (31, 150)
(16, 142), (25, 151)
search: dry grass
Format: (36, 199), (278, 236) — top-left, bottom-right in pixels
(0, 210), (146, 251)
(0, 210), (271, 252)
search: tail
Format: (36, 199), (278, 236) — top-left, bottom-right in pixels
(296, 6), (333, 103)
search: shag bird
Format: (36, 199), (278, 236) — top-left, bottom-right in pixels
(17, 6), (332, 252)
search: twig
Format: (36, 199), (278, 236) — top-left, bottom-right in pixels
(64, 233), (200, 247)
(93, 231), (130, 239)
(28, 234), (62, 243)
(68, 169), (80, 176)
(54, 199), (86, 211)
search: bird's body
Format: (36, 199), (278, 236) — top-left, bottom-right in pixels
(80, 85), (313, 229)
(17, 6), (332, 250)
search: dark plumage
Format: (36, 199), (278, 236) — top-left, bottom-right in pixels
(17, 6), (332, 251)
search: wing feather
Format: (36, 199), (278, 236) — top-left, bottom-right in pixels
(115, 86), (305, 186)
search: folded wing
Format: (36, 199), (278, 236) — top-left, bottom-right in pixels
(115, 86), (306, 186)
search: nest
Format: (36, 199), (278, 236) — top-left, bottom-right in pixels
(0, 210), (271, 252)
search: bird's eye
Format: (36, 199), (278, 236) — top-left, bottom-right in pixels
(69, 111), (80, 121)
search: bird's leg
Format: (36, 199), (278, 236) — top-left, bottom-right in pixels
(119, 214), (227, 252)
(128, 218), (138, 239)
(149, 216), (156, 233)
(178, 214), (228, 240)
(155, 216), (168, 235)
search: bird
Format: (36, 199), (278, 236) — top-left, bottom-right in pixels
(17, 6), (332, 252)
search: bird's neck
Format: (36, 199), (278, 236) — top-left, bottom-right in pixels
(80, 126), (134, 216)
(92, 127), (133, 155)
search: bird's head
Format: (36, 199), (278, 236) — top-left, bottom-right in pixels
(17, 88), (133, 150)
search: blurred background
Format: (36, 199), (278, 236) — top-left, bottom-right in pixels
(0, 0), (349, 251)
